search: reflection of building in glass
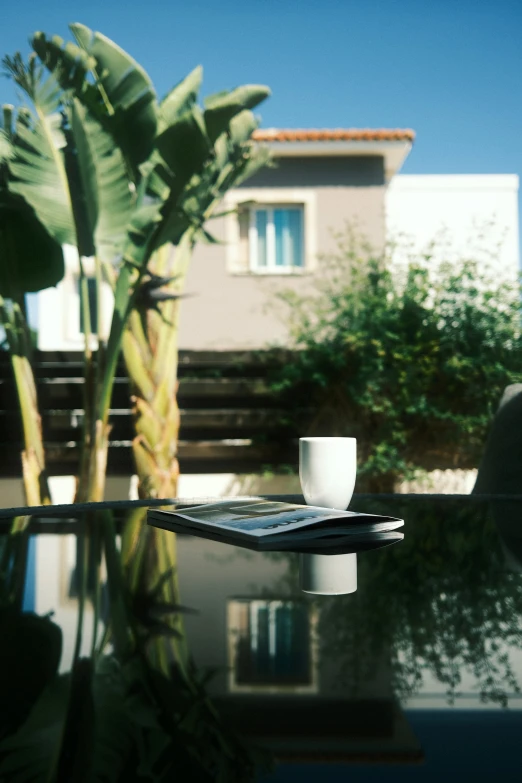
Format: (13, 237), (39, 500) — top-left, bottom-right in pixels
(228, 599), (317, 693)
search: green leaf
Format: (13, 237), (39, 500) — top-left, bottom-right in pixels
(159, 65), (203, 132)
(69, 101), (98, 243)
(31, 33), (97, 97)
(204, 83), (270, 142)
(149, 103), (213, 249)
(126, 202), (163, 251)
(228, 108), (259, 146)
(228, 144), (272, 189)
(70, 23), (158, 171)
(70, 100), (134, 263)
(2, 105), (14, 140)
(0, 129), (12, 164)
(33, 25), (158, 174)
(0, 191), (64, 298)
(155, 104), (210, 190)
(4, 58), (75, 247)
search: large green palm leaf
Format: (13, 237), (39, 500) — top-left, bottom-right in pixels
(30, 32), (270, 258)
(70, 100), (134, 263)
(33, 24), (158, 177)
(0, 99), (64, 298)
(158, 65), (202, 132)
(0, 127), (11, 163)
(4, 54), (76, 248)
(0, 192), (64, 298)
(146, 77), (269, 251)
(4, 54), (133, 266)
(203, 83), (270, 143)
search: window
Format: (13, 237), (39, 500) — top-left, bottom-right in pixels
(225, 189), (316, 274)
(227, 599), (318, 693)
(249, 206), (304, 271)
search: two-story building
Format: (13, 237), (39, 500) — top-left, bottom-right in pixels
(33, 127), (519, 352)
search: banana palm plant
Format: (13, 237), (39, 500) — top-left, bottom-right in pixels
(3, 49), (136, 502)
(2, 24), (270, 504)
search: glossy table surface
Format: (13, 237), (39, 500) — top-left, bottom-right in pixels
(1, 493), (522, 782)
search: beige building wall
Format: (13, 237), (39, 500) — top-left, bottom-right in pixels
(178, 162), (386, 350)
(32, 153), (390, 353)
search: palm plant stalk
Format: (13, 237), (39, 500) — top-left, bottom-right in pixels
(123, 236), (193, 500)
(0, 297), (51, 505)
(120, 238), (190, 675)
(122, 116), (271, 500)
(121, 506), (189, 677)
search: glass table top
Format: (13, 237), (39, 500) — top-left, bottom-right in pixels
(1, 494), (521, 782)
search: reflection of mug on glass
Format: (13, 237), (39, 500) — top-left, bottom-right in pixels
(299, 552), (357, 595)
(299, 437), (357, 510)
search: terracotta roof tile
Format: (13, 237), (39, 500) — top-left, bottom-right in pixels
(252, 128), (415, 143)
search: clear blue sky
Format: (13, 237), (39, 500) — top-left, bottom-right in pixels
(1, 0), (521, 213)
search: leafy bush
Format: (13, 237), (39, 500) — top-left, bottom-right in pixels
(270, 229), (522, 490)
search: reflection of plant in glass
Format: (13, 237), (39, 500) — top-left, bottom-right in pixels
(317, 499), (522, 707)
(0, 513), (272, 781)
(0, 633), (269, 782)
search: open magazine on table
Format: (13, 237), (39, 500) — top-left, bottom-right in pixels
(147, 499), (404, 552)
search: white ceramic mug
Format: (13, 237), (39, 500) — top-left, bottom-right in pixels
(299, 552), (357, 595)
(299, 436), (356, 509)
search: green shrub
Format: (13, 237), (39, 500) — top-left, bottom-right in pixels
(270, 229), (522, 490)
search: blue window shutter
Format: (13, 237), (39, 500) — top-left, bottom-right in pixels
(274, 209), (285, 267)
(274, 209), (303, 267)
(288, 209), (303, 267)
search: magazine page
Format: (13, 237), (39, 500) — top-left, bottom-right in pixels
(147, 514), (405, 553)
(267, 518), (404, 540)
(171, 499), (391, 539)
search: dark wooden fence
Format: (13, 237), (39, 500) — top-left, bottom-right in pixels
(0, 351), (298, 477)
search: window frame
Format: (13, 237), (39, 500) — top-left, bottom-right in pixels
(248, 204), (305, 273)
(227, 598), (319, 694)
(224, 188), (317, 276)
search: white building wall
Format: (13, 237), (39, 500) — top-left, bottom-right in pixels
(386, 174), (520, 274)
(37, 245), (114, 352)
